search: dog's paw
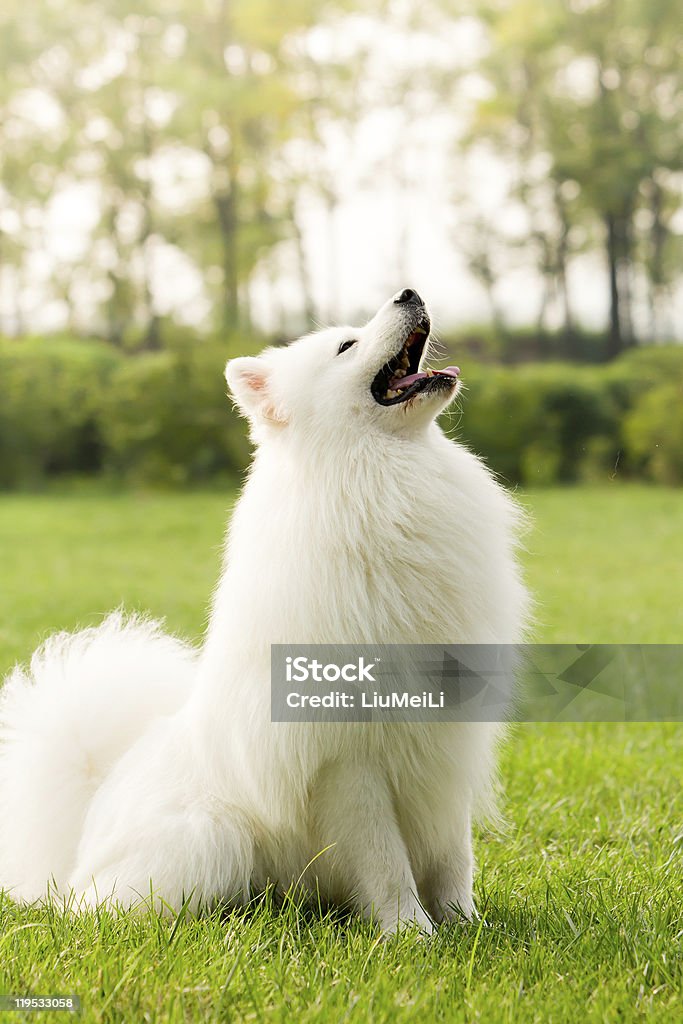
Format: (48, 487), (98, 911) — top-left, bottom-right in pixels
(429, 891), (475, 925)
(376, 898), (435, 937)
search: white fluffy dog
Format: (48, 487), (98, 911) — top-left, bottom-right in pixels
(0, 289), (529, 932)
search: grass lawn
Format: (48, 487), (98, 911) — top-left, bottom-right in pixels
(0, 484), (681, 1022)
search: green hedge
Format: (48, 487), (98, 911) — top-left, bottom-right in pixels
(451, 347), (683, 485)
(623, 381), (683, 484)
(0, 336), (681, 488)
(454, 364), (622, 485)
(99, 346), (251, 485)
(0, 338), (119, 488)
(0, 335), (254, 488)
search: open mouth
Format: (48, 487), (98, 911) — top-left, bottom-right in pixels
(370, 321), (460, 406)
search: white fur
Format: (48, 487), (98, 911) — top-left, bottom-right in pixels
(0, 293), (529, 932)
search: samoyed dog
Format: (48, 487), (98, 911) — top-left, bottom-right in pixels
(0, 289), (529, 932)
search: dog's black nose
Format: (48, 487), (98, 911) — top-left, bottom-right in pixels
(394, 288), (423, 307)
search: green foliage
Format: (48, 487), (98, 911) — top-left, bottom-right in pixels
(454, 369), (546, 483)
(455, 364), (619, 485)
(99, 342), (252, 485)
(1, 336), (681, 489)
(624, 381), (683, 484)
(0, 0), (356, 340)
(0, 334), (257, 489)
(460, 0), (683, 354)
(0, 338), (119, 488)
(2, 0), (683, 348)
(451, 350), (683, 485)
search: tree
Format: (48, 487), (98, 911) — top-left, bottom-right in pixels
(159, 0), (352, 332)
(0, 0), (363, 339)
(452, 0), (683, 355)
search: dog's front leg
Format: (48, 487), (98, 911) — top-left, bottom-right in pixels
(417, 817), (475, 924)
(311, 760), (433, 935)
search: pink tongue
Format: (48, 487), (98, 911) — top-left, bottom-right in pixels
(389, 365), (460, 390)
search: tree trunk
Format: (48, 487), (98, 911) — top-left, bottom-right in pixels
(554, 196), (575, 357)
(214, 184), (240, 332)
(138, 169), (161, 350)
(648, 180), (665, 339)
(129, 40), (162, 353)
(558, 265), (575, 358)
(605, 213), (622, 359)
(619, 258), (635, 348)
(485, 280), (505, 340)
(535, 279), (549, 342)
(105, 270), (125, 348)
(104, 204), (125, 347)
(138, 229), (161, 352)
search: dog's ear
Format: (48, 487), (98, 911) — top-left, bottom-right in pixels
(225, 357), (287, 425)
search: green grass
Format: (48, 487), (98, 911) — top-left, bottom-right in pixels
(0, 485), (682, 1022)
(519, 486), (683, 643)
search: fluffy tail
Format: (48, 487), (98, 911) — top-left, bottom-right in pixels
(0, 612), (196, 902)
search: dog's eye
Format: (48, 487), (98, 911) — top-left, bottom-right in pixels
(337, 340), (358, 355)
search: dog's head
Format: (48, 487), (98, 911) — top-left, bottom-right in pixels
(225, 290), (460, 444)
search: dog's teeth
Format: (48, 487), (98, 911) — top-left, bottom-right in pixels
(414, 327), (427, 335)
(394, 368), (406, 378)
(401, 354), (410, 368)
(386, 389), (398, 399)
